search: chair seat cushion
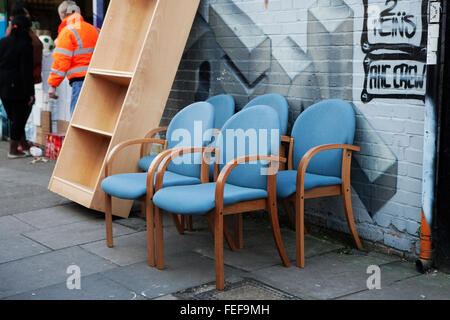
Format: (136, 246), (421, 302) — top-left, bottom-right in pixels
(138, 155), (157, 172)
(101, 171), (201, 200)
(153, 182), (268, 215)
(276, 170), (342, 198)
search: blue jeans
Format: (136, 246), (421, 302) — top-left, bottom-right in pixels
(70, 80), (83, 116)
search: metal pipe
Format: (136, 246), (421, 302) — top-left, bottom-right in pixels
(416, 0), (444, 273)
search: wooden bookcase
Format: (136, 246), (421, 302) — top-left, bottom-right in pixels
(49, 0), (200, 217)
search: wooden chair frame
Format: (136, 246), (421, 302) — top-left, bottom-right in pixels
(104, 138), (174, 267)
(283, 143), (362, 268)
(139, 126), (169, 159)
(104, 139), (236, 266)
(151, 147), (291, 290)
(140, 126), (191, 230)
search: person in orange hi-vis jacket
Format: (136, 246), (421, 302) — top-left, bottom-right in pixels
(48, 1), (99, 116)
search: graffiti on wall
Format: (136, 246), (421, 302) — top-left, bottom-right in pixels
(168, 0), (426, 219)
(361, 0), (428, 103)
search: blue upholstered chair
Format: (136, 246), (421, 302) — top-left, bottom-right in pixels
(242, 93), (289, 136)
(203, 94), (236, 181)
(101, 102), (215, 266)
(138, 94), (235, 173)
(207, 94), (235, 130)
(151, 105), (291, 290)
(243, 94), (296, 226)
(276, 99), (362, 268)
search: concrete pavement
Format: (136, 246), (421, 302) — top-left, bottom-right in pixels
(1, 141), (449, 300)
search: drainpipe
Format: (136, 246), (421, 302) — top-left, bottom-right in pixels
(416, 0), (444, 273)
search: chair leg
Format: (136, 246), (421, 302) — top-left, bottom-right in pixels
(214, 211), (225, 290)
(268, 200), (290, 267)
(206, 214), (236, 252)
(140, 202), (146, 218)
(171, 213), (185, 234)
(283, 198), (295, 230)
(186, 215), (194, 231)
(342, 187), (363, 249)
(233, 214), (243, 249)
(105, 194), (113, 248)
(146, 199), (155, 267)
(284, 198), (308, 234)
(155, 206), (165, 270)
(295, 194), (305, 268)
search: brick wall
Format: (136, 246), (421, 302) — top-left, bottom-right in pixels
(163, 0), (429, 256)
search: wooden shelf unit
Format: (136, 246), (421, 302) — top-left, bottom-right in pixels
(89, 69), (133, 86)
(49, 0), (201, 217)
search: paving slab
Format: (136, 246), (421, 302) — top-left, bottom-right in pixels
(13, 203), (102, 229)
(0, 216), (36, 240)
(81, 231), (149, 267)
(102, 251), (243, 299)
(0, 235), (51, 264)
(23, 220), (136, 250)
(114, 217), (147, 232)
(192, 225), (343, 272)
(0, 246), (118, 299)
(251, 251), (412, 300)
(0, 168), (70, 216)
(0, 142), (54, 175)
(340, 271), (450, 300)
(0, 143), (70, 216)
(5, 273), (146, 300)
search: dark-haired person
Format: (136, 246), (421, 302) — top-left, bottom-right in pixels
(6, 1), (43, 84)
(0, 15), (35, 158)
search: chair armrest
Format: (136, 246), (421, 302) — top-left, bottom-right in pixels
(154, 147), (217, 191)
(281, 135), (294, 170)
(105, 138), (167, 178)
(215, 155), (285, 210)
(281, 135), (291, 143)
(296, 144), (360, 191)
(144, 126), (169, 139)
(145, 148), (178, 196)
(140, 126), (169, 158)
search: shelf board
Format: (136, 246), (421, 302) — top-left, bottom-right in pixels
(71, 123), (114, 137)
(89, 68), (133, 86)
(51, 176), (95, 208)
(53, 176), (95, 194)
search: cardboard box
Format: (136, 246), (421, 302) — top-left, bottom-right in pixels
(35, 126), (46, 146)
(45, 133), (65, 160)
(57, 120), (70, 134)
(41, 111), (52, 132)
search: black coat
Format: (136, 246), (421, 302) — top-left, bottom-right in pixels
(0, 33), (35, 101)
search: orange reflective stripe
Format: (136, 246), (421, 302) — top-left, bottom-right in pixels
(53, 47), (73, 56)
(66, 25), (83, 49)
(51, 68), (66, 77)
(50, 14), (99, 86)
(73, 47), (95, 55)
(67, 66), (89, 76)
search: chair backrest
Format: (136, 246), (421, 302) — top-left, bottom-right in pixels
(216, 105), (280, 190)
(206, 94), (236, 130)
(242, 94), (289, 136)
(291, 99), (356, 178)
(166, 101), (215, 177)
